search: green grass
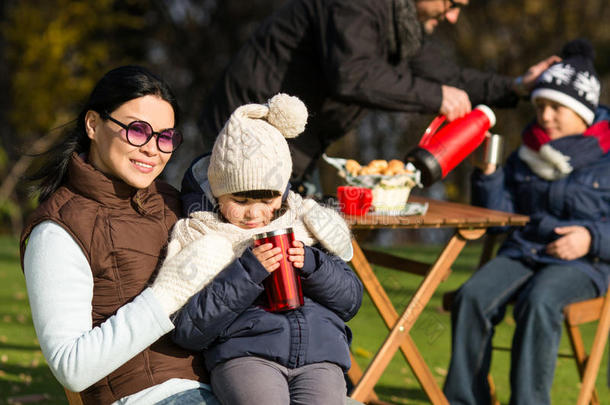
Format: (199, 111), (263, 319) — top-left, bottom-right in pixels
(0, 236), (65, 404)
(0, 235), (607, 404)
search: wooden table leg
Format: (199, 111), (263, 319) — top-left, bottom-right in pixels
(350, 241), (447, 403)
(350, 229), (485, 404)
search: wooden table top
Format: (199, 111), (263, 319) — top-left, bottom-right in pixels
(344, 196), (529, 230)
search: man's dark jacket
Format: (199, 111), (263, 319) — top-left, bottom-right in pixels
(200, 0), (519, 182)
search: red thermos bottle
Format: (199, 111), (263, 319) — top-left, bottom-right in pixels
(253, 228), (304, 312)
(405, 105), (496, 186)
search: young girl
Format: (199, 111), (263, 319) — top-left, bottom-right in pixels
(443, 39), (610, 404)
(156, 93), (363, 405)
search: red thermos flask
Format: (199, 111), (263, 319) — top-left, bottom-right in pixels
(253, 228), (304, 312)
(405, 105), (496, 186)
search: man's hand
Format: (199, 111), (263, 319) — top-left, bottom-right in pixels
(545, 226), (591, 261)
(252, 242), (282, 273)
(440, 85), (472, 121)
(515, 55), (562, 95)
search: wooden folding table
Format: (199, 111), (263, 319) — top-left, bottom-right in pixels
(343, 196), (529, 404)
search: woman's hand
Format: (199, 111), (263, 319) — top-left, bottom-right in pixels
(545, 226), (591, 261)
(288, 240), (305, 269)
(151, 234), (234, 315)
(252, 243), (282, 273)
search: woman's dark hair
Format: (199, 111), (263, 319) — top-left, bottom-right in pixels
(30, 65), (180, 202)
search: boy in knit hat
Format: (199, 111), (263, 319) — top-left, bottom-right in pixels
(444, 38), (610, 404)
(155, 93), (363, 405)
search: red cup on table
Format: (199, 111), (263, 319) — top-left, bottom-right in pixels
(337, 186), (373, 216)
(253, 228), (304, 312)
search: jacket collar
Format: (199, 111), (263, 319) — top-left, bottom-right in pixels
(518, 105), (610, 180)
(389, 0), (423, 61)
(188, 154), (217, 207)
(67, 152), (153, 211)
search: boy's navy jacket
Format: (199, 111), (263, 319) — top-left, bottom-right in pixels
(472, 106), (610, 295)
(173, 155), (363, 372)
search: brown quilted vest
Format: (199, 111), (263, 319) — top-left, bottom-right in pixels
(20, 154), (208, 404)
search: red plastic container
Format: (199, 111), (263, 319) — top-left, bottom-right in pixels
(253, 228), (304, 312)
(337, 186), (373, 216)
(406, 105), (496, 186)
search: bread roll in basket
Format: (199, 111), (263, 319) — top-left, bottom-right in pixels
(323, 154), (422, 212)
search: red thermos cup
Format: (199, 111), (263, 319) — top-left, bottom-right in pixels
(253, 228), (304, 312)
(405, 105), (496, 186)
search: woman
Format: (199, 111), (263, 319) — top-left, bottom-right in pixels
(20, 66), (218, 405)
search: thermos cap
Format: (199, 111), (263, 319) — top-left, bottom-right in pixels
(253, 227), (294, 240)
(405, 148), (442, 188)
(474, 105), (496, 128)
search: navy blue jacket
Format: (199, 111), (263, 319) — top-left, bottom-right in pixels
(172, 156), (363, 372)
(471, 107), (610, 295)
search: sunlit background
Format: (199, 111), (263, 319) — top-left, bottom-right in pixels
(0, 0), (609, 234)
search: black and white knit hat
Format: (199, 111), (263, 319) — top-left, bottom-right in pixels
(531, 39), (600, 125)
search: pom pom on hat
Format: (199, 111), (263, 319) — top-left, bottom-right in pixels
(267, 93), (308, 138)
(561, 38), (595, 60)
(531, 38), (600, 125)
(208, 94), (308, 197)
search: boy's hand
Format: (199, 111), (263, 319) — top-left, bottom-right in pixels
(252, 243), (282, 273)
(288, 240), (305, 269)
(546, 226), (591, 261)
(471, 158), (497, 175)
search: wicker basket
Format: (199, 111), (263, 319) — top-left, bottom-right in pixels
(323, 154), (421, 213)
(371, 184), (413, 212)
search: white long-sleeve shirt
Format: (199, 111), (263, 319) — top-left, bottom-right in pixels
(23, 220), (211, 404)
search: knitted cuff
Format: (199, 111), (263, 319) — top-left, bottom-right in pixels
(150, 284), (183, 317)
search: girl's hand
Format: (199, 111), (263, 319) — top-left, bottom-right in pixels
(545, 226), (591, 261)
(252, 243), (282, 273)
(288, 240), (305, 269)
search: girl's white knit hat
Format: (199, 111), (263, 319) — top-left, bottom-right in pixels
(208, 93), (308, 197)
